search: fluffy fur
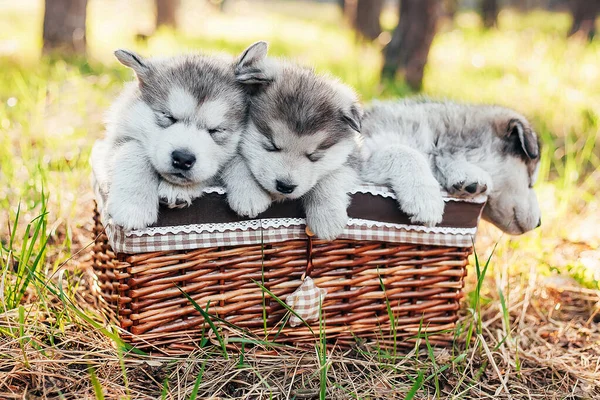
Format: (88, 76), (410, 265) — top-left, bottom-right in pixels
(104, 50), (246, 230)
(360, 99), (542, 235)
(223, 42), (362, 240)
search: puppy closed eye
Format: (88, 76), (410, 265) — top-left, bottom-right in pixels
(307, 140), (335, 162)
(208, 127), (230, 145)
(306, 151), (323, 162)
(208, 127), (224, 135)
(263, 139), (280, 152)
(157, 111), (178, 127)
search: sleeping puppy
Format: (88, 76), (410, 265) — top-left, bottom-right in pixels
(361, 99), (542, 234)
(103, 49), (247, 230)
(223, 42), (362, 240)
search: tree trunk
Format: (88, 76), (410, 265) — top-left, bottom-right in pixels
(156, 0), (180, 29)
(42, 0), (87, 54)
(353, 0), (384, 41)
(382, 0), (441, 91)
(443, 0), (459, 21)
(481, 0), (498, 28)
(567, 0), (600, 41)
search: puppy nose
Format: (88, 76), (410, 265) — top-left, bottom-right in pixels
(536, 218), (542, 228)
(275, 180), (297, 194)
(171, 150), (196, 171)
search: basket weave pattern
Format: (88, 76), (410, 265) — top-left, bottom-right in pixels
(92, 208), (470, 351)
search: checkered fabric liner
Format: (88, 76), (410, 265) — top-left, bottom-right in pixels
(285, 277), (327, 327)
(103, 216), (479, 253)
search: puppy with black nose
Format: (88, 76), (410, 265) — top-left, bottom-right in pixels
(171, 150), (196, 171)
(223, 42), (362, 240)
(361, 99), (542, 235)
(101, 49), (247, 230)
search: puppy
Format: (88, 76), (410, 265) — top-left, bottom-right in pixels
(361, 99), (542, 234)
(104, 49), (246, 230)
(223, 42), (362, 240)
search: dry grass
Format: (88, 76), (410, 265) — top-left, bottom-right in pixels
(1, 253), (599, 398)
(1, 0), (599, 398)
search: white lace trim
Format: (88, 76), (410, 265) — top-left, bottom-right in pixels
(350, 185), (396, 199)
(197, 184), (486, 204)
(125, 217), (476, 237)
(350, 184), (486, 204)
(127, 218), (306, 237)
(443, 195), (487, 204)
(347, 218), (477, 235)
(202, 186), (226, 195)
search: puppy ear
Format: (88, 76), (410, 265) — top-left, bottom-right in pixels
(235, 41), (273, 85)
(508, 119), (539, 159)
(342, 104), (363, 133)
(114, 49), (150, 81)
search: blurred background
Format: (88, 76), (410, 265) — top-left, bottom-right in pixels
(0, 0), (598, 283)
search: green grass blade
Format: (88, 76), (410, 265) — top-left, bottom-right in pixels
(272, 312), (291, 341)
(260, 230), (267, 337)
(404, 370), (424, 400)
(189, 361), (206, 400)
(176, 286), (228, 358)
(116, 340), (131, 398)
(319, 297), (327, 400)
(252, 279), (315, 335)
(88, 366), (105, 400)
(8, 202), (20, 249)
(11, 222), (31, 306)
(161, 376), (169, 400)
(14, 225), (49, 309)
(425, 334), (440, 397)
(379, 273), (397, 357)
(31, 272), (145, 355)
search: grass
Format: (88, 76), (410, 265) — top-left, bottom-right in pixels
(1, 199), (48, 312)
(1, 0), (599, 398)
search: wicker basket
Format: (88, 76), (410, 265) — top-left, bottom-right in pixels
(90, 137), (485, 353)
(91, 187), (485, 353)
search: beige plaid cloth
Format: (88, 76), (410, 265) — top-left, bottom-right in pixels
(285, 277), (327, 327)
(104, 218), (478, 254)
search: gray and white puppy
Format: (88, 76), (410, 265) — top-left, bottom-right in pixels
(361, 99), (542, 235)
(104, 50), (246, 230)
(223, 42), (362, 240)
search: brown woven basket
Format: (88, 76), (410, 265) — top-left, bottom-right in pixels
(90, 185), (484, 353)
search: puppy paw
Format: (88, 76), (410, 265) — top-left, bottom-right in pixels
(158, 181), (203, 209)
(445, 170), (492, 198)
(227, 186), (272, 218)
(306, 206), (348, 241)
(447, 180), (489, 198)
(398, 183), (445, 227)
(108, 199), (158, 230)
